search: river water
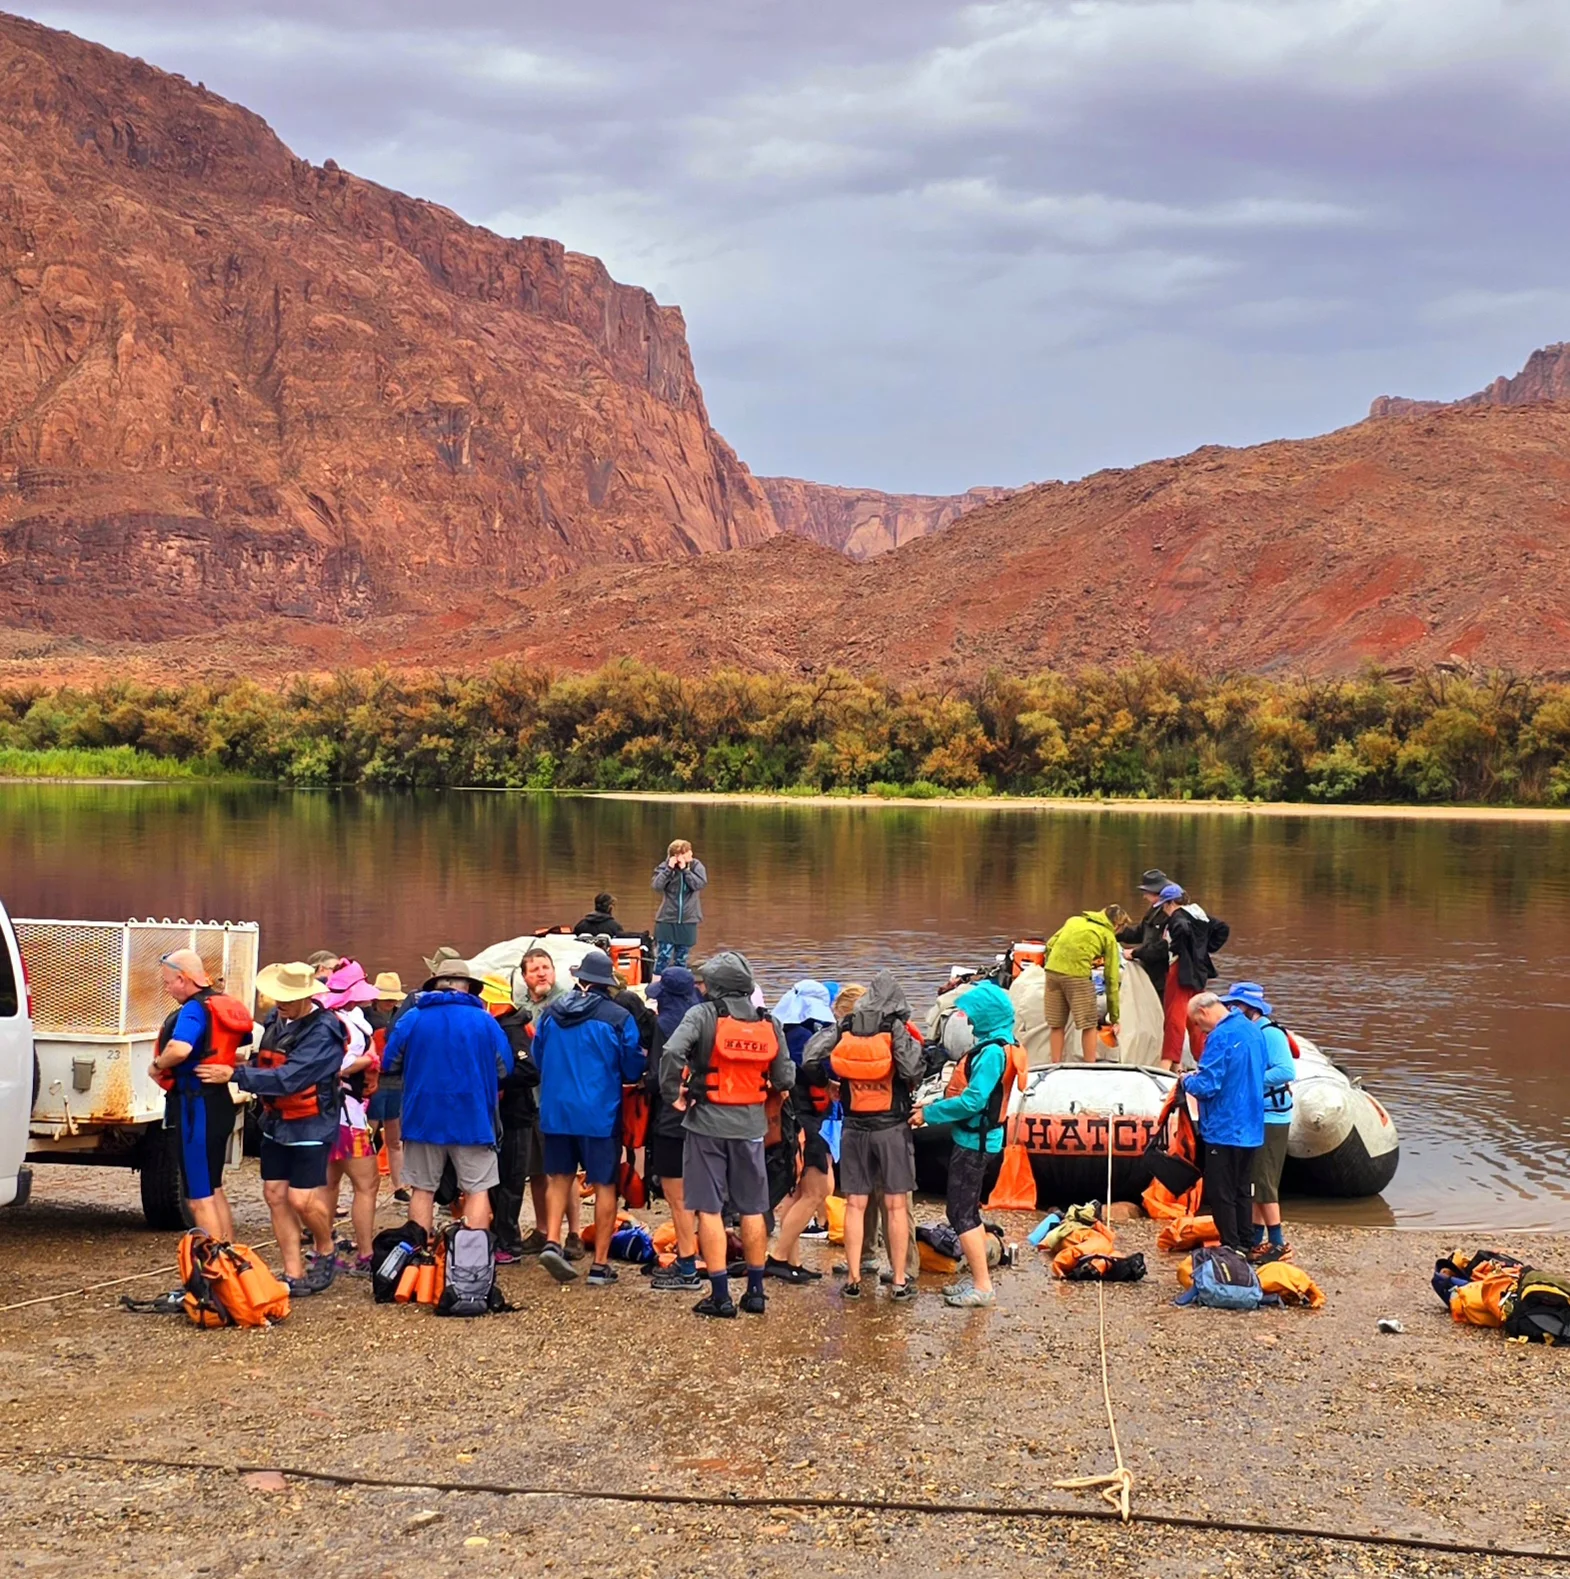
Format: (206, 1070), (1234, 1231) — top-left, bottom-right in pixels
(3, 784), (1566, 1231)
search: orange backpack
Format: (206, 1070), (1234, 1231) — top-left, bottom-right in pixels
(830, 1031), (897, 1114)
(699, 1017), (778, 1106)
(178, 1230), (290, 1328)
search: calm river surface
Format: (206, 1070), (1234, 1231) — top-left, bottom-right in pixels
(3, 785), (1567, 1231)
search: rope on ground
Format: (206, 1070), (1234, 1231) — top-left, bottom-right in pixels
(29, 1451), (1570, 1565)
(0, 1238), (280, 1315)
(1052, 1094), (1134, 1521)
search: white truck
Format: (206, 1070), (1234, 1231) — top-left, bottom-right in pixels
(8, 914), (259, 1229)
(0, 899), (30, 1211)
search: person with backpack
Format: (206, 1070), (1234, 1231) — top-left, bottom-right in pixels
(196, 961), (346, 1296)
(480, 973), (541, 1265)
(381, 959), (513, 1237)
(802, 971), (925, 1302)
(651, 839), (707, 974)
(530, 949), (647, 1287)
(1042, 905), (1125, 1064)
(1179, 992), (1266, 1252)
(149, 948), (246, 1243)
(659, 950), (795, 1318)
(643, 966), (705, 1291)
(1158, 884), (1231, 1070)
(1220, 982), (1295, 1264)
(911, 980), (1017, 1309)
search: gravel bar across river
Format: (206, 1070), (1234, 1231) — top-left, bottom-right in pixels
(2, 1162), (1567, 1578)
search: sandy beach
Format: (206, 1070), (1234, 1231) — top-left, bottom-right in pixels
(3, 1162), (1568, 1578)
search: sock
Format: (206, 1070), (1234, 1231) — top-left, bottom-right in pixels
(709, 1273), (730, 1305)
(676, 1254), (697, 1277)
(543, 1240), (562, 1256)
(746, 1266), (766, 1298)
(1249, 1223), (1266, 1247)
(1268, 1224), (1285, 1249)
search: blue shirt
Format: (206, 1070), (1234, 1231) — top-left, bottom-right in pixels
(1261, 1022), (1295, 1126)
(1182, 1009), (1266, 1149)
(168, 999), (210, 1092)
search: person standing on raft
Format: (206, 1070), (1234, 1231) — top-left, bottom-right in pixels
(1158, 884), (1230, 1070)
(1042, 905), (1125, 1063)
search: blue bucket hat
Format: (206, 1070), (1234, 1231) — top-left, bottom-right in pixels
(1157, 882), (1185, 904)
(1220, 981), (1273, 1017)
(573, 948), (619, 987)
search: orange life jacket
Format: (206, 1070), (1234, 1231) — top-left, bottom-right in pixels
(153, 990), (253, 1093)
(693, 1016), (779, 1107)
(830, 1030), (902, 1115)
(943, 1041), (1028, 1139)
(253, 1040), (329, 1122)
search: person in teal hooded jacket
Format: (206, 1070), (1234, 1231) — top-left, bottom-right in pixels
(912, 980), (1015, 1308)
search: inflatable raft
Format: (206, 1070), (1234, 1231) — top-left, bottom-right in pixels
(913, 963), (1399, 1204)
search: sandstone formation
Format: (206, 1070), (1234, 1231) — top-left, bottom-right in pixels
(1369, 342), (1570, 417)
(0, 11), (783, 637)
(757, 479), (1010, 558)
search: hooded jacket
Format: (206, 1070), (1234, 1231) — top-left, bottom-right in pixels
(652, 858), (708, 927)
(532, 985), (646, 1140)
(1167, 907), (1230, 992)
(1181, 1006), (1265, 1148)
(1116, 902), (1171, 997)
(659, 950), (794, 1141)
(382, 991), (513, 1148)
(920, 981), (1016, 1154)
(493, 1004), (541, 1125)
(1045, 911), (1122, 1024)
(801, 970), (925, 1131)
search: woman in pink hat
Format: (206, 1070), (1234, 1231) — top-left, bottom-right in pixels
(319, 961), (383, 1276)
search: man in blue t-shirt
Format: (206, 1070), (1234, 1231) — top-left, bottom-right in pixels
(148, 948), (241, 1240)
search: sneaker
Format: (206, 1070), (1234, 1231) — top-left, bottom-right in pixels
(518, 1229), (549, 1255)
(944, 1285), (996, 1308)
(493, 1247), (523, 1266)
(563, 1233), (588, 1263)
(942, 1278), (973, 1299)
(539, 1244), (578, 1283)
(842, 1280), (863, 1300)
(888, 1280), (917, 1303)
(767, 1261), (819, 1287)
(1248, 1242), (1293, 1266)
(739, 1288), (767, 1315)
(800, 1219), (829, 1241)
(392, 1187), (412, 1204)
(651, 1265), (704, 1292)
(586, 1264), (619, 1287)
(832, 1259), (881, 1278)
(343, 1255), (374, 1280)
(305, 1252), (337, 1293)
(878, 1266), (897, 1286)
(693, 1293), (737, 1318)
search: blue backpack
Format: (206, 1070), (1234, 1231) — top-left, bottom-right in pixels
(1177, 1246), (1267, 1312)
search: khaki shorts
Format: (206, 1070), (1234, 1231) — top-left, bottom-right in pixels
(1043, 970), (1097, 1030)
(1251, 1124), (1291, 1206)
(401, 1140), (500, 1195)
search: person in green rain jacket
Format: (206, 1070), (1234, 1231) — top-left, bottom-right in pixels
(1043, 907), (1124, 1064)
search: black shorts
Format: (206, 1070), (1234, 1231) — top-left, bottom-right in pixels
(945, 1142), (991, 1236)
(260, 1137), (331, 1191)
(648, 1129), (686, 1182)
(801, 1120), (832, 1176)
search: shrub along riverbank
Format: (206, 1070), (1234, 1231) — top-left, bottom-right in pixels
(0, 660), (1565, 803)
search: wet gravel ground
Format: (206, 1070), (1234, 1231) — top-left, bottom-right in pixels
(3, 1161), (1569, 1578)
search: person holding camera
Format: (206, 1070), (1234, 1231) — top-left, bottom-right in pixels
(652, 838), (707, 974)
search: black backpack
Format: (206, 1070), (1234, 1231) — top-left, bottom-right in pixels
(434, 1224), (509, 1317)
(1064, 1252), (1147, 1283)
(371, 1221), (429, 1304)
(1503, 1268), (1570, 1346)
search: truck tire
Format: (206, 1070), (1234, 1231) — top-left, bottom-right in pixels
(138, 1125), (192, 1231)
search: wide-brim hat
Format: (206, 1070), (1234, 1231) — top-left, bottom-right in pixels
(373, 971), (404, 999)
(256, 961), (322, 1005)
(1221, 982), (1273, 1017)
(478, 973), (513, 1009)
(1139, 868), (1170, 894)
(421, 959), (485, 994)
(423, 945), (463, 976)
(573, 948), (618, 987)
(319, 960), (380, 1009)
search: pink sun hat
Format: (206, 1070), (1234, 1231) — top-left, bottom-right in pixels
(319, 959), (381, 1009)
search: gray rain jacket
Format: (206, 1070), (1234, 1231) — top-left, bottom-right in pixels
(802, 970), (926, 1131)
(659, 950), (793, 1141)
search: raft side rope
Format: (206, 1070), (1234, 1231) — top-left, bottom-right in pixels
(0, 1239), (280, 1314)
(1051, 1092), (1135, 1521)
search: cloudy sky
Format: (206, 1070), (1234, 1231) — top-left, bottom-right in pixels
(21, 1), (1570, 492)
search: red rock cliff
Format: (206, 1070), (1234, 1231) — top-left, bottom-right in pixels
(758, 478), (1011, 558)
(0, 12), (776, 636)
(1370, 342), (1570, 417)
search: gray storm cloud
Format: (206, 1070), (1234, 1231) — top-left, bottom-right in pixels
(21, 0), (1570, 492)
